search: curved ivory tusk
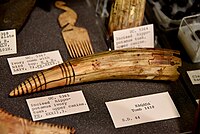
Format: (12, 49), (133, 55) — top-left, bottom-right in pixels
(108, 0), (146, 37)
(9, 48), (181, 97)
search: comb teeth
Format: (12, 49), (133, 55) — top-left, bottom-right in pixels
(55, 0), (94, 58)
(62, 24), (94, 58)
(0, 108), (75, 134)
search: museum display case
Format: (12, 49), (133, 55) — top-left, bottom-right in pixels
(0, 0), (200, 133)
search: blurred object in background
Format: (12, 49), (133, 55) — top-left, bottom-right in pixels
(147, 0), (200, 31)
(0, 0), (36, 33)
(178, 14), (200, 63)
(0, 0), (10, 4)
(107, 0), (146, 37)
(36, 0), (53, 12)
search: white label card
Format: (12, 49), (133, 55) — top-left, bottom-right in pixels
(113, 24), (154, 50)
(187, 70), (200, 85)
(7, 50), (63, 75)
(0, 29), (17, 56)
(26, 91), (90, 121)
(105, 92), (180, 128)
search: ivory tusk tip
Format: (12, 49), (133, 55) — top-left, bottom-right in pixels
(9, 91), (15, 97)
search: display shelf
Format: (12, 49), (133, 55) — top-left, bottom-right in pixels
(145, 0), (200, 102)
(0, 0), (197, 133)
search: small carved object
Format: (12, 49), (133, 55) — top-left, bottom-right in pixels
(0, 108), (75, 134)
(55, 1), (94, 58)
(108, 0), (146, 37)
(55, 1), (77, 27)
(9, 48), (181, 97)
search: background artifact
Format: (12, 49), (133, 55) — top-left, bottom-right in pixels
(108, 0), (146, 37)
(0, 108), (75, 134)
(0, 0), (36, 33)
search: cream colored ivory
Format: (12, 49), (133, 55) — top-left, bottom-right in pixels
(0, 109), (75, 134)
(55, 1), (77, 27)
(108, 0), (146, 37)
(9, 48), (181, 97)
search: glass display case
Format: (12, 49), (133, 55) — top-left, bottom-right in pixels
(0, 0), (200, 133)
(178, 14), (200, 63)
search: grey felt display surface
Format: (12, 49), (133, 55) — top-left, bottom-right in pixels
(0, 0), (197, 133)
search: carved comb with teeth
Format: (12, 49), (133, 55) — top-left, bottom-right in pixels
(55, 1), (94, 58)
(0, 108), (75, 134)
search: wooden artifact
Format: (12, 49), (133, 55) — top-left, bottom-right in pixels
(62, 23), (94, 58)
(55, 1), (94, 58)
(9, 48), (181, 97)
(55, 1), (77, 27)
(0, 108), (75, 134)
(108, 0), (146, 37)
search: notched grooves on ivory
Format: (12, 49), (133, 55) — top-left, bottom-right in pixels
(9, 48), (181, 97)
